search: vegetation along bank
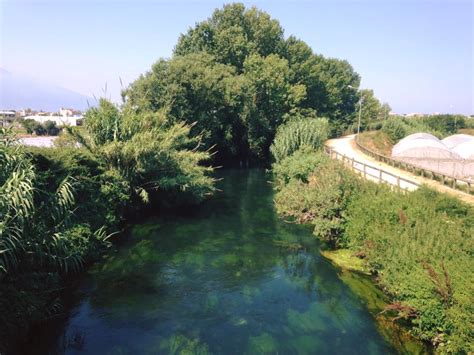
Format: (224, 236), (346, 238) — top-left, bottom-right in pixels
(271, 118), (473, 353)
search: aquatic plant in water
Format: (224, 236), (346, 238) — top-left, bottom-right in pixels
(247, 332), (278, 354)
(159, 334), (209, 355)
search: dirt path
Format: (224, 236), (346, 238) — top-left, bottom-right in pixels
(326, 135), (474, 205)
(20, 136), (57, 147)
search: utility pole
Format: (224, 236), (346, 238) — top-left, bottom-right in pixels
(357, 98), (363, 135)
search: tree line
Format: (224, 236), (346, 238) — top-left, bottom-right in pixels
(122, 3), (388, 163)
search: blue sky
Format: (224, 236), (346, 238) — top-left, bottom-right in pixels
(1, 0), (473, 114)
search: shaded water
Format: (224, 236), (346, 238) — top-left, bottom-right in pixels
(41, 169), (408, 354)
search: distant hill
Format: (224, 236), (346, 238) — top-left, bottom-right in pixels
(0, 68), (92, 111)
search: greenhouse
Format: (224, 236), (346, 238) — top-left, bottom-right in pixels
(441, 134), (474, 149)
(396, 132), (440, 146)
(452, 139), (474, 159)
(391, 132), (474, 179)
(392, 136), (459, 159)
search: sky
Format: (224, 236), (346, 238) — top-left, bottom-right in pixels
(1, 0), (473, 114)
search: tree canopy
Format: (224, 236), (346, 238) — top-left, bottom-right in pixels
(123, 3), (386, 163)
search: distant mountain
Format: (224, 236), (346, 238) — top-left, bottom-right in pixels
(0, 68), (92, 111)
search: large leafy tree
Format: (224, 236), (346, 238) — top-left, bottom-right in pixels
(124, 53), (247, 161)
(242, 53), (306, 158)
(174, 3), (285, 70)
(357, 89), (391, 130)
(125, 3), (372, 162)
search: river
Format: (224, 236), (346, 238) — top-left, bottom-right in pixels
(33, 169), (423, 354)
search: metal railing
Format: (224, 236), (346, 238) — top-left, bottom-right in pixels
(323, 145), (420, 192)
(354, 135), (473, 195)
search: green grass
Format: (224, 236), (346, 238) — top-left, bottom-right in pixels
(358, 130), (394, 156)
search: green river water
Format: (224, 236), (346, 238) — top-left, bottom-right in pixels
(37, 169), (425, 354)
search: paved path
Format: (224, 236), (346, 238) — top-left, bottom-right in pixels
(326, 134), (474, 204)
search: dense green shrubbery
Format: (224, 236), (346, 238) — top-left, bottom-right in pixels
(344, 185), (473, 353)
(274, 150), (361, 247)
(19, 118), (60, 136)
(0, 96), (217, 351)
(381, 118), (408, 141)
(272, 147), (327, 185)
(270, 117), (329, 163)
(0, 129), (121, 351)
(380, 114), (467, 142)
(273, 148), (474, 353)
(78, 99), (216, 206)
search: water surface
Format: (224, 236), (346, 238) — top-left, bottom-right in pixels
(43, 169), (400, 354)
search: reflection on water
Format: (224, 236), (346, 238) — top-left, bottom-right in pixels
(40, 169), (419, 354)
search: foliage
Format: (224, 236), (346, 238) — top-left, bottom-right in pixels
(19, 118), (60, 136)
(0, 130), (86, 276)
(381, 117), (408, 141)
(273, 150), (361, 247)
(124, 3), (365, 162)
(43, 120), (60, 136)
(272, 145), (474, 352)
(272, 147), (327, 185)
(270, 117), (329, 163)
(380, 114), (467, 143)
(79, 98), (215, 205)
(421, 114), (466, 134)
(27, 146), (130, 229)
(0, 127), (131, 352)
(344, 185), (473, 353)
(352, 89), (391, 132)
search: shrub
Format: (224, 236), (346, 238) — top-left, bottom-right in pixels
(344, 185), (473, 352)
(274, 151), (361, 247)
(43, 120), (60, 136)
(270, 117), (329, 163)
(382, 118), (407, 141)
(79, 99), (216, 206)
(272, 146), (327, 185)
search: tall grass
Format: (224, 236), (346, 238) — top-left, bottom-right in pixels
(270, 117), (329, 163)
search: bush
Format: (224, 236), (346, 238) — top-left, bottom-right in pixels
(80, 99), (215, 206)
(272, 146), (327, 185)
(19, 118), (60, 136)
(43, 120), (60, 136)
(367, 121), (383, 131)
(28, 147), (130, 229)
(273, 150), (361, 247)
(344, 185), (473, 353)
(270, 117), (329, 163)
(381, 118), (407, 141)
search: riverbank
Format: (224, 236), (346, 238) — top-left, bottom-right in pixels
(272, 148), (474, 353)
(0, 111), (215, 354)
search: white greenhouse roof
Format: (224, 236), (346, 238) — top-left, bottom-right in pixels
(441, 134), (474, 149)
(452, 140), (474, 159)
(396, 133), (440, 146)
(392, 138), (460, 159)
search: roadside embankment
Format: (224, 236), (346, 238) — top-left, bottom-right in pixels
(273, 148), (474, 353)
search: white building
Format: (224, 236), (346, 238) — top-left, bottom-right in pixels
(59, 108), (74, 117)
